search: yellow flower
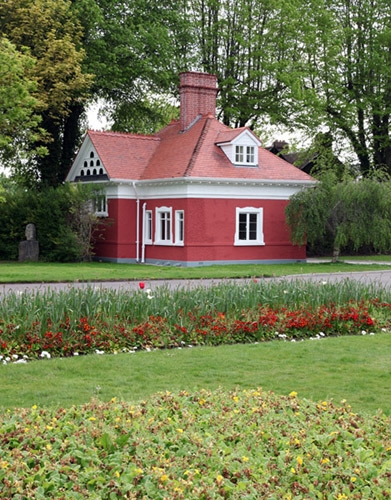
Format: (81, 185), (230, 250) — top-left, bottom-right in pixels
(177, 428), (184, 433)
(115, 471), (120, 478)
(160, 474), (168, 482)
(338, 495), (348, 500)
(184, 470), (191, 476)
(233, 396), (239, 402)
(242, 456), (249, 462)
(321, 458), (329, 464)
(46, 444), (52, 451)
(199, 399), (205, 405)
(32, 405), (37, 410)
(351, 476), (357, 483)
(0, 461), (8, 469)
(216, 475), (223, 482)
(136, 468), (143, 474)
(88, 417), (96, 421)
(289, 391), (298, 397)
(297, 456), (303, 465)
(111, 397), (117, 402)
(291, 468), (296, 474)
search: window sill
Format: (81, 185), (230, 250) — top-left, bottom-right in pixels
(234, 240), (265, 246)
(154, 241), (174, 246)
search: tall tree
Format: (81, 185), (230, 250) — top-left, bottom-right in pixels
(0, 37), (46, 175)
(0, 0), (92, 186)
(189, 0), (300, 128)
(282, 0), (391, 175)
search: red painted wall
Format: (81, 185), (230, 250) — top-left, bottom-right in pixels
(94, 199), (138, 259)
(94, 197), (305, 263)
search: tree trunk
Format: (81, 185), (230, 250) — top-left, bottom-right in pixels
(332, 245), (340, 262)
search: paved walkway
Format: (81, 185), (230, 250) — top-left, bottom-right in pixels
(2, 266), (391, 294)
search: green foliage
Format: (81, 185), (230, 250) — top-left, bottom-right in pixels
(0, 0), (93, 186)
(1, 388), (391, 497)
(286, 176), (391, 259)
(0, 182), (102, 261)
(0, 37), (46, 168)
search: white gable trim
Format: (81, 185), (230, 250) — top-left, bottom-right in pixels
(66, 135), (108, 182)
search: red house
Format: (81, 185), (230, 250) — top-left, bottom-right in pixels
(66, 72), (315, 266)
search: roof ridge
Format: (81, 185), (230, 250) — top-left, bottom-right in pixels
(183, 116), (211, 177)
(88, 130), (160, 141)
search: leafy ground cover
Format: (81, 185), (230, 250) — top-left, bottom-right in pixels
(1, 388), (391, 499)
(1, 280), (390, 361)
(1, 260), (391, 282)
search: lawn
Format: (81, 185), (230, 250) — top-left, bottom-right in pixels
(1, 333), (391, 415)
(1, 259), (391, 282)
(2, 280), (391, 498)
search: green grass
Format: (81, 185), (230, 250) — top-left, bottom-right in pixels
(2, 333), (391, 415)
(1, 260), (391, 282)
(314, 255), (391, 262)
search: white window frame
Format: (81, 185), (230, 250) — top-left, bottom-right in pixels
(155, 206), (173, 245)
(144, 210), (153, 244)
(94, 193), (108, 217)
(234, 145), (257, 166)
(234, 207), (264, 246)
(175, 210), (184, 246)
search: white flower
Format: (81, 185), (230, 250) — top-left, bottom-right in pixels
(2, 360), (7, 365)
(12, 354), (18, 360)
(95, 350), (104, 355)
(319, 332), (325, 337)
(369, 332), (375, 336)
(291, 339), (296, 343)
(382, 328), (387, 332)
(40, 351), (51, 359)
(73, 352), (79, 356)
(361, 331), (367, 335)
(128, 350), (135, 354)
(322, 281), (327, 285)
(14, 359), (27, 364)
(146, 348), (151, 352)
(5, 357), (11, 362)
(188, 345), (193, 348)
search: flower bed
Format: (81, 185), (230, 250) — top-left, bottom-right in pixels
(1, 388), (391, 498)
(1, 279), (391, 362)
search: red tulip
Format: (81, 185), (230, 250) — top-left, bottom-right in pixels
(254, 279), (258, 283)
(139, 282), (145, 289)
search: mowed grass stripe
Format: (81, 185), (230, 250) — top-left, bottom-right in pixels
(1, 260), (391, 282)
(1, 333), (391, 415)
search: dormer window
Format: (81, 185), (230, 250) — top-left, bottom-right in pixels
(216, 128), (261, 167)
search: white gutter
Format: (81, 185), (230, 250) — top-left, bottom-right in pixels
(132, 181), (140, 263)
(141, 202), (147, 263)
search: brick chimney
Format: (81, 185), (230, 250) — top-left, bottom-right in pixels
(179, 71), (218, 131)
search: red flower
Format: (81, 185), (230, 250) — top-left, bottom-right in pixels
(139, 282), (145, 289)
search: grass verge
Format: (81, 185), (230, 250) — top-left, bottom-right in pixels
(1, 260), (391, 282)
(1, 334), (391, 415)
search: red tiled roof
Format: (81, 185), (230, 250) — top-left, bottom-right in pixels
(87, 130), (160, 180)
(84, 119), (315, 183)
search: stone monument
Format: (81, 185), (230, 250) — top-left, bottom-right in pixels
(18, 223), (39, 262)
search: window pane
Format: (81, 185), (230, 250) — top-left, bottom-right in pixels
(247, 146), (254, 163)
(238, 213), (247, 240)
(249, 213), (257, 239)
(235, 145), (243, 163)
